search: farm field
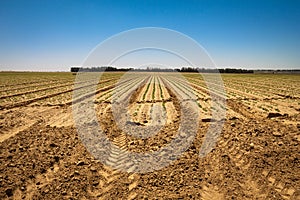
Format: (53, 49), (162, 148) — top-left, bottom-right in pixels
(0, 71), (299, 199)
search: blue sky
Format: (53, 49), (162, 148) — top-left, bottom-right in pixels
(0, 0), (299, 71)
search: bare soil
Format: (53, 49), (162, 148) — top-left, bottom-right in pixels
(0, 73), (299, 199)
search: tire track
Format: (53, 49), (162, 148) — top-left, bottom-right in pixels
(93, 133), (140, 200)
(200, 185), (224, 200)
(217, 124), (299, 199)
(90, 103), (141, 199)
(110, 135), (140, 200)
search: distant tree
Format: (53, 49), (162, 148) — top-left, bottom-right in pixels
(70, 67), (80, 72)
(71, 66), (255, 73)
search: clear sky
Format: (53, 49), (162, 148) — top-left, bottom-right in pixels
(0, 0), (299, 71)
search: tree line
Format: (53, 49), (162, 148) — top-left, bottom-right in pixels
(73, 66), (300, 74)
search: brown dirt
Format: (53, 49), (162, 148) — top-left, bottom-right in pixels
(0, 73), (299, 199)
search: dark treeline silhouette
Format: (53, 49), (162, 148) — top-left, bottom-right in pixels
(253, 69), (300, 74)
(71, 66), (132, 72)
(71, 66), (299, 74)
(71, 66), (175, 72)
(220, 68), (254, 73)
(177, 67), (254, 73)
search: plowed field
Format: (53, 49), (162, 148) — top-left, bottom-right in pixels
(0, 72), (299, 199)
